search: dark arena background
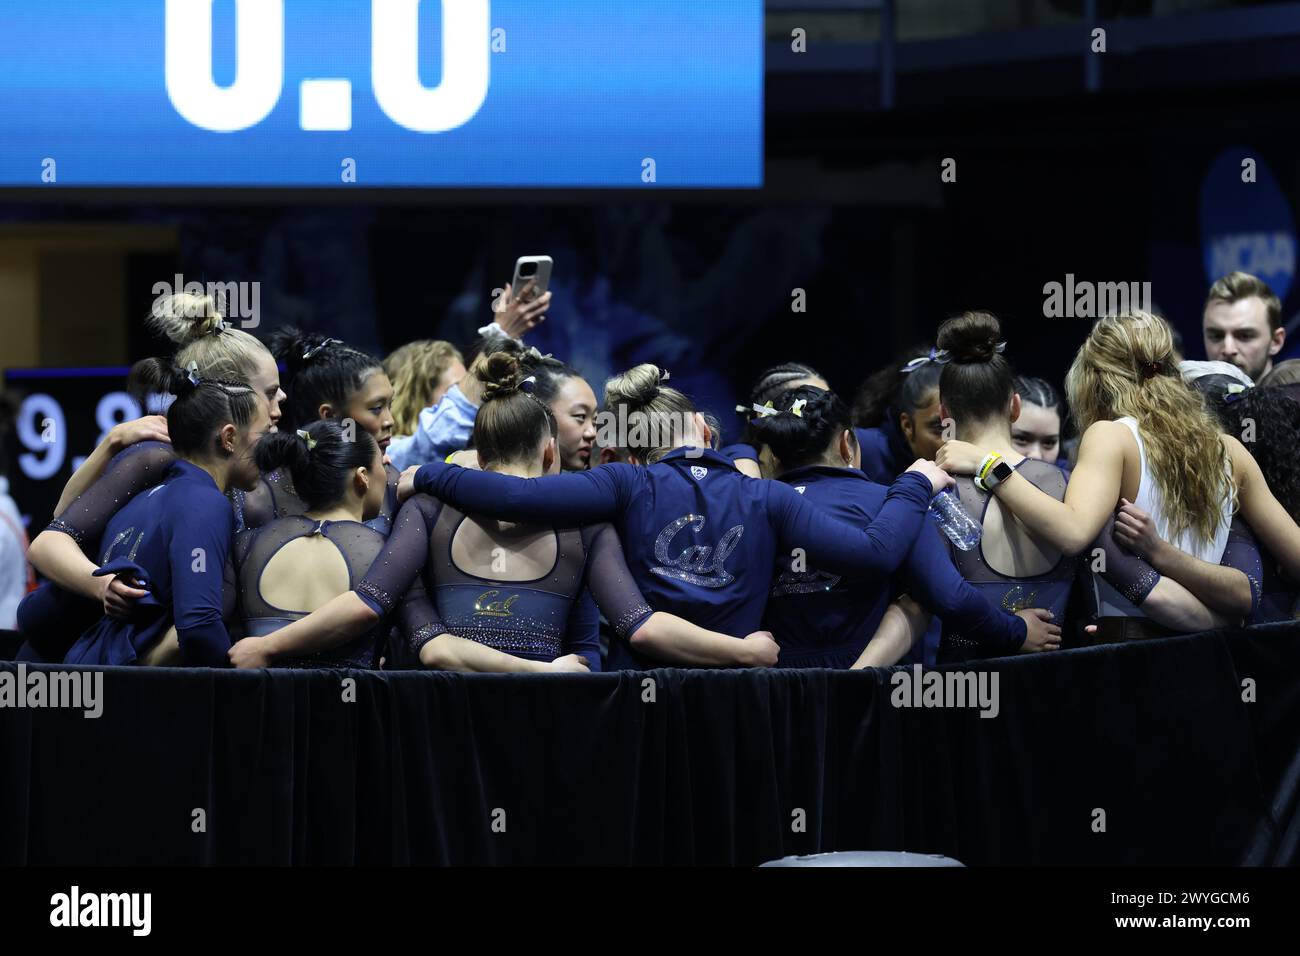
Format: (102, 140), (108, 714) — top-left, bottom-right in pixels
(2, 0), (1300, 936)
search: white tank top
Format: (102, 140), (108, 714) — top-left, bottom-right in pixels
(1093, 416), (1233, 618)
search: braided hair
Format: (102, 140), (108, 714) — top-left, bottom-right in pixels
(747, 385), (855, 472)
(133, 358), (260, 456)
(738, 363), (826, 446)
(269, 328), (383, 431)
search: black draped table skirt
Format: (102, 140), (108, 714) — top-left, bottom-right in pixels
(2, 624), (1298, 865)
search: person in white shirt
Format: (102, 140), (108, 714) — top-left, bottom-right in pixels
(0, 475), (32, 630)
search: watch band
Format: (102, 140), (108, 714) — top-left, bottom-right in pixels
(986, 459), (1014, 492)
(974, 452), (1003, 492)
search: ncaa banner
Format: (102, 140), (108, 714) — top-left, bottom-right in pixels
(0, 0), (763, 187)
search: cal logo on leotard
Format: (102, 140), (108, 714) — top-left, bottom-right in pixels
(650, 514), (744, 588)
(690, 466), (708, 481)
(794, 486), (806, 494)
(1000, 585), (1040, 613)
(771, 567), (840, 597)
(101, 527), (141, 564)
(474, 590), (519, 617)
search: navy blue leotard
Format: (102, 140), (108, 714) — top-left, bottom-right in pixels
(63, 460), (235, 666)
(413, 446), (936, 666)
(763, 465), (1027, 667)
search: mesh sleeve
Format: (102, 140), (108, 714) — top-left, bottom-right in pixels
(413, 460), (628, 526)
(232, 527), (256, 567)
(236, 470), (307, 531)
(355, 494), (441, 616)
(221, 552), (238, 628)
(1093, 515), (1161, 605)
(235, 481), (276, 531)
(582, 523), (653, 641)
(397, 577), (448, 657)
(383, 462), (401, 523)
(899, 522), (1026, 654)
(47, 441), (176, 550)
(1222, 516), (1263, 620)
(563, 587), (604, 671)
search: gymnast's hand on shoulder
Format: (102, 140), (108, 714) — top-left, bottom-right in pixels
(397, 465), (420, 504)
(934, 440), (985, 476)
(447, 449), (480, 470)
(108, 415), (170, 452)
(905, 458), (955, 495)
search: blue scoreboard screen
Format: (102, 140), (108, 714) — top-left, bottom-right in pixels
(0, 0), (764, 188)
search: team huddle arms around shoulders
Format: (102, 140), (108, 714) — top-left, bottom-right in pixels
(19, 272), (1300, 673)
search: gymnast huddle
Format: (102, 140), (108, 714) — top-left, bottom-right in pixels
(15, 276), (1300, 673)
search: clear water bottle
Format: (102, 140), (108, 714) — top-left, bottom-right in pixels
(928, 488), (982, 551)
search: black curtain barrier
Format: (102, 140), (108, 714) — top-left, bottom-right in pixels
(1, 626), (1298, 867)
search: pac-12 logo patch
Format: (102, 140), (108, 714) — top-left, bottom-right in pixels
(690, 466), (708, 481)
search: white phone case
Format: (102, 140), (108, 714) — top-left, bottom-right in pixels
(511, 255), (553, 303)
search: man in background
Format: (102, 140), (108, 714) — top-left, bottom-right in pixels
(1203, 271), (1286, 383)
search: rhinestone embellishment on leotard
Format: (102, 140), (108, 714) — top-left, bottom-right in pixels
(473, 590), (519, 617)
(1000, 585), (1040, 613)
(408, 622), (447, 654)
(357, 580), (395, 613)
(649, 514), (744, 589)
(611, 603), (653, 639)
(48, 517), (85, 545)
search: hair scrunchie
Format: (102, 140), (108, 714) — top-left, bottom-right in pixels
(302, 338), (344, 361)
(901, 347), (952, 373)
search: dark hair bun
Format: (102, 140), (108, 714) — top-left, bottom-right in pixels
(267, 327), (317, 388)
(254, 419), (378, 511)
(479, 351), (523, 401)
(937, 310), (1003, 364)
(130, 356), (200, 398)
(747, 385), (852, 469)
(253, 428), (313, 476)
(268, 327), (342, 377)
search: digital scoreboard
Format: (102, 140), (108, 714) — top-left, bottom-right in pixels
(0, 0), (764, 188)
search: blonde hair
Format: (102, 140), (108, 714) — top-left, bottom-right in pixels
(603, 364), (695, 463)
(1065, 312), (1234, 545)
(148, 292), (269, 383)
(384, 339), (463, 435)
